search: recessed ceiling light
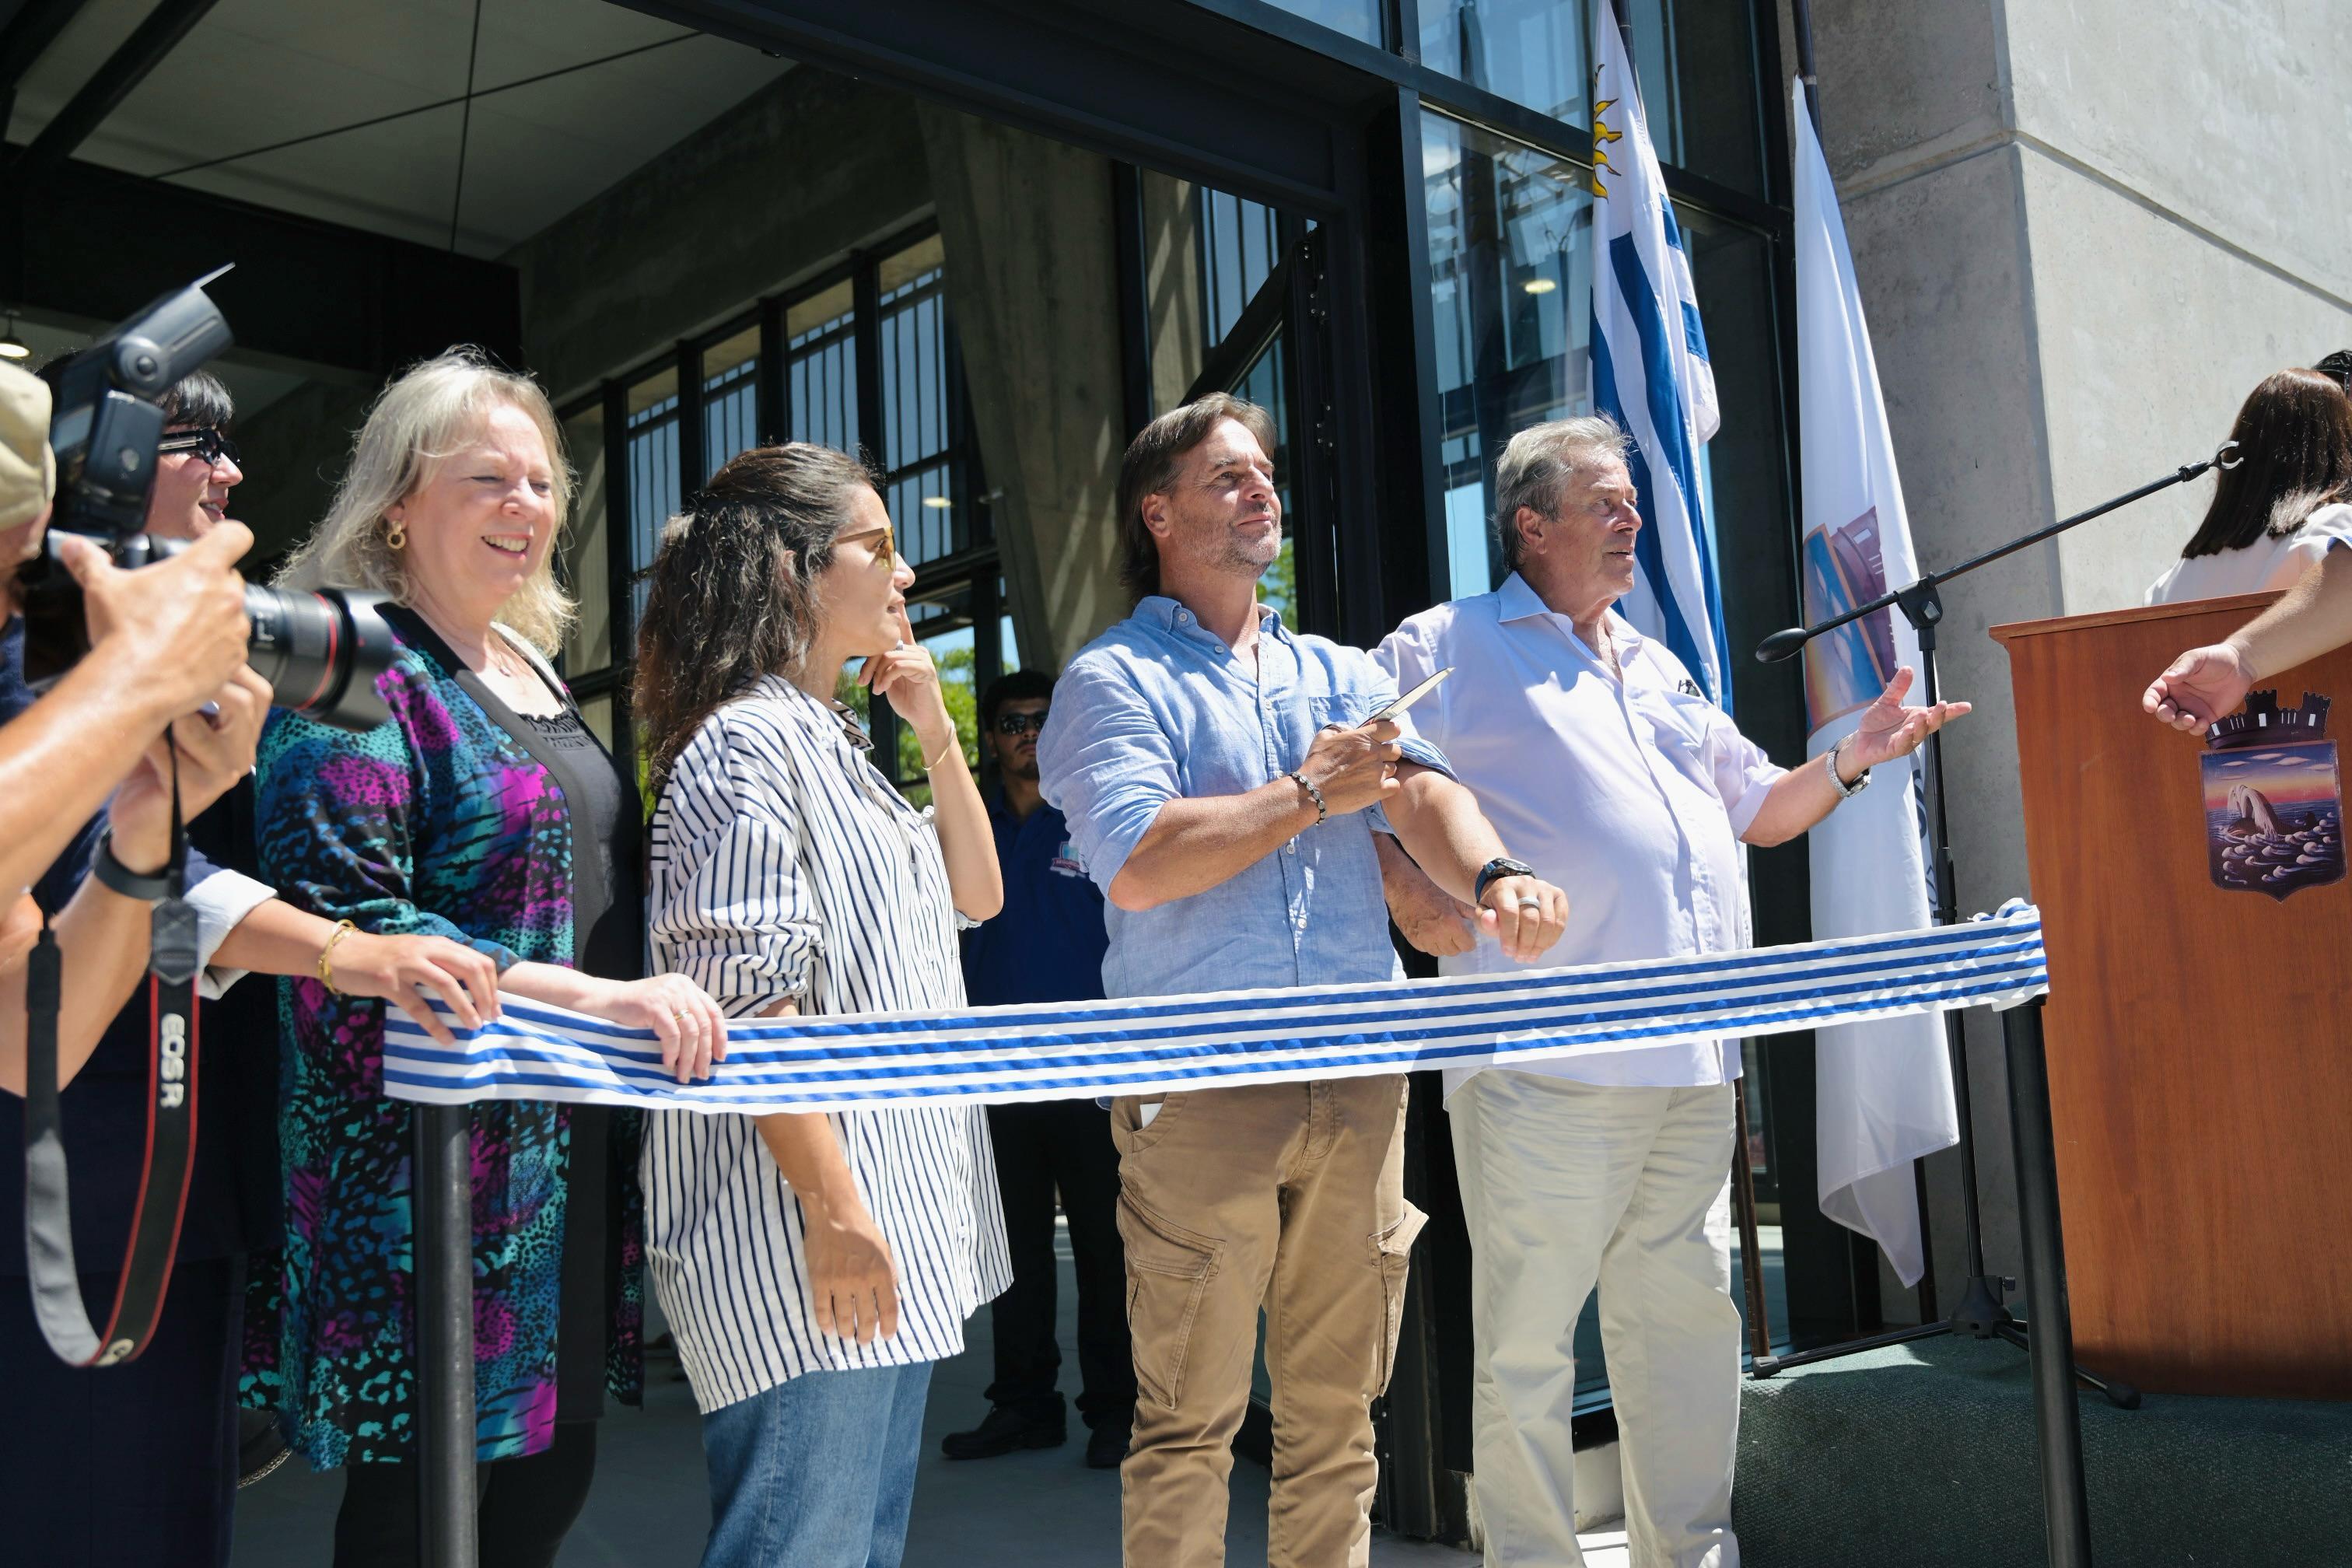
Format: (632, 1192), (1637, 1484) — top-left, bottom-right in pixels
(922, 495), (953, 509)
(1523, 277), (1558, 296)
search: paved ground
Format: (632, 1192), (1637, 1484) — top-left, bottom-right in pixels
(232, 1225), (1643, 1566)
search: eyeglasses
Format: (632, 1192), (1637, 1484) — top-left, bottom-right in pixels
(993, 711), (1049, 737)
(156, 427), (240, 468)
(836, 524), (895, 572)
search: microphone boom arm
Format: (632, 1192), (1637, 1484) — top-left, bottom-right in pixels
(1757, 443), (2240, 663)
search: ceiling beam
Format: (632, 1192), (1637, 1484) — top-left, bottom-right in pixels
(13, 0), (219, 180)
(0, 0), (92, 94)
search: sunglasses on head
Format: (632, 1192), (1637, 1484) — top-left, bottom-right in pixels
(156, 427), (240, 467)
(993, 711), (1049, 737)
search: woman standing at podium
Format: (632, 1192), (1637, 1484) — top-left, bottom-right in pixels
(2145, 368), (2352, 606)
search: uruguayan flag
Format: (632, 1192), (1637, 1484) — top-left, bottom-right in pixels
(1588, 0), (1727, 705)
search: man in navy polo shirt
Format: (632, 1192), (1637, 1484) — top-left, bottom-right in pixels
(941, 670), (1136, 1469)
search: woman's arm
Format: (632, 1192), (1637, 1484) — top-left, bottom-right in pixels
(2147, 548), (2352, 730)
(864, 607), (1003, 921)
(747, 998), (899, 1345)
(209, 898), (501, 1046)
(497, 962), (727, 1085)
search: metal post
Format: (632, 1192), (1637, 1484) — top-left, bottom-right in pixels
(1731, 1075), (1775, 1361)
(2001, 998), (2094, 1568)
(414, 1104), (478, 1568)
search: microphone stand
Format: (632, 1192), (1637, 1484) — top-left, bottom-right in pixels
(1747, 440), (2238, 1398)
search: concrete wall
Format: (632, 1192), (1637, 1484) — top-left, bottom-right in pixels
(506, 66), (932, 404)
(1805, 0), (2352, 1314)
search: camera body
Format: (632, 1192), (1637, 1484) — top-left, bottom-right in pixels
(15, 269), (397, 732)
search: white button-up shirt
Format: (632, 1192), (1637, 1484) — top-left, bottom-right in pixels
(1375, 572), (1786, 1097)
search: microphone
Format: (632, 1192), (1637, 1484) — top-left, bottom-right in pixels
(1755, 625), (1813, 663)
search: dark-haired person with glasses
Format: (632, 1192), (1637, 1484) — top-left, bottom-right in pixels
(147, 370), (244, 541)
(939, 670), (1136, 1471)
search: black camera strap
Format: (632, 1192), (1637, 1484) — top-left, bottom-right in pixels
(22, 751), (201, 1367)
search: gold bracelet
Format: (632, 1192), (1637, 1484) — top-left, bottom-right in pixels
(317, 919), (359, 994)
(922, 738), (961, 772)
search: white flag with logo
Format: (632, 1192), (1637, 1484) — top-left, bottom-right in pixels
(1588, 0), (1729, 704)
(1792, 79), (1959, 1286)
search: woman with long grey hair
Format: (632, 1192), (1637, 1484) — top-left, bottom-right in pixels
(635, 442), (1008, 1568)
(254, 348), (726, 1566)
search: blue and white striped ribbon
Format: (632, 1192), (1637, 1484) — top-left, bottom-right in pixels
(380, 904), (2046, 1116)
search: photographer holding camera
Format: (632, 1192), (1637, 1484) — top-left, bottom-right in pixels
(0, 355), (505, 1567)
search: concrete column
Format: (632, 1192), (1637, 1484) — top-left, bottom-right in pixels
(918, 106), (1132, 671)
(1803, 0), (2352, 1316)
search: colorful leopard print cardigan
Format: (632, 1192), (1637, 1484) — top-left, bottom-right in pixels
(251, 621), (642, 1469)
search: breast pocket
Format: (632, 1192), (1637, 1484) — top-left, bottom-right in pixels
(1638, 689), (1717, 782)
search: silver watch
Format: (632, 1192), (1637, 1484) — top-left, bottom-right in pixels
(1825, 738), (1871, 799)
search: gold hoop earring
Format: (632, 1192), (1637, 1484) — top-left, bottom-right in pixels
(384, 520), (407, 551)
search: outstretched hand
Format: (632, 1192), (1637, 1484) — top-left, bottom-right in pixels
(1846, 666), (1972, 771)
(2143, 642), (2255, 733)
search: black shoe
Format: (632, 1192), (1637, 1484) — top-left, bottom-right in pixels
(1084, 1423), (1131, 1470)
(941, 1402), (1066, 1460)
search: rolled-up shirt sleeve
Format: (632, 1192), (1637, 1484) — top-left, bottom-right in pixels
(184, 853), (276, 1000)
(1708, 712), (1787, 838)
(1037, 660), (1180, 898)
(649, 730), (822, 1018)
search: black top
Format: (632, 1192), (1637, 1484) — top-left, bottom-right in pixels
(384, 608), (642, 1424)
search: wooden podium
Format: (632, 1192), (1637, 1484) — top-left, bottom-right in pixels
(1993, 595), (2352, 1400)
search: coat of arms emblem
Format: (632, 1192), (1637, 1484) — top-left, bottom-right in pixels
(2202, 691), (2344, 901)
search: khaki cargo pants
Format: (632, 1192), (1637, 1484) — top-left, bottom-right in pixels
(1109, 1073), (1426, 1568)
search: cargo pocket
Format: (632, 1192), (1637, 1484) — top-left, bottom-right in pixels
(1117, 1192), (1223, 1410)
(1367, 1201), (1430, 1397)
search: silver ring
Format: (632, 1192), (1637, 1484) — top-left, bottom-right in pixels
(1515, 898), (1542, 913)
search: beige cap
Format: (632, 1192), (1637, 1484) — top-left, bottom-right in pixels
(0, 362), (55, 536)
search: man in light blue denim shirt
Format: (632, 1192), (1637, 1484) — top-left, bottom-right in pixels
(1038, 394), (1567, 1568)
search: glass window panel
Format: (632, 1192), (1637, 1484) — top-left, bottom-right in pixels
(559, 402), (611, 675)
(878, 233), (946, 300)
(1418, 0), (1765, 198)
(578, 692), (614, 753)
(1420, 111), (1596, 598)
(787, 279), (855, 343)
(888, 463), (962, 569)
(789, 336), (858, 453)
(625, 366), (683, 616)
(1199, 188), (1285, 352)
(880, 289), (949, 473)
(1258, 0), (1380, 45)
(702, 322), (761, 474)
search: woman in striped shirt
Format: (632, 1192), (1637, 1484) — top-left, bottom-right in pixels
(635, 443), (1010, 1568)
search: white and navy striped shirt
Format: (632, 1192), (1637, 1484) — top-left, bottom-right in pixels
(644, 675), (1010, 1412)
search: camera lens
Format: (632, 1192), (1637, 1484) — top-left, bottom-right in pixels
(241, 586), (396, 733)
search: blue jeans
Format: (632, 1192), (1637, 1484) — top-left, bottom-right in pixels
(699, 1361), (935, 1568)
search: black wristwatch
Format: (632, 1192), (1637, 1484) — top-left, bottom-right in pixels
(93, 829), (175, 903)
(1473, 856), (1536, 905)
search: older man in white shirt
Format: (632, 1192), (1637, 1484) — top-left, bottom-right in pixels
(1373, 415), (1967, 1568)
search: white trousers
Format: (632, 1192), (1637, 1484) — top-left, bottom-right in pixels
(1451, 1072), (1741, 1568)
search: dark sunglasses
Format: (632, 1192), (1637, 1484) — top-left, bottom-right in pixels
(993, 711), (1049, 737)
(156, 427), (241, 467)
